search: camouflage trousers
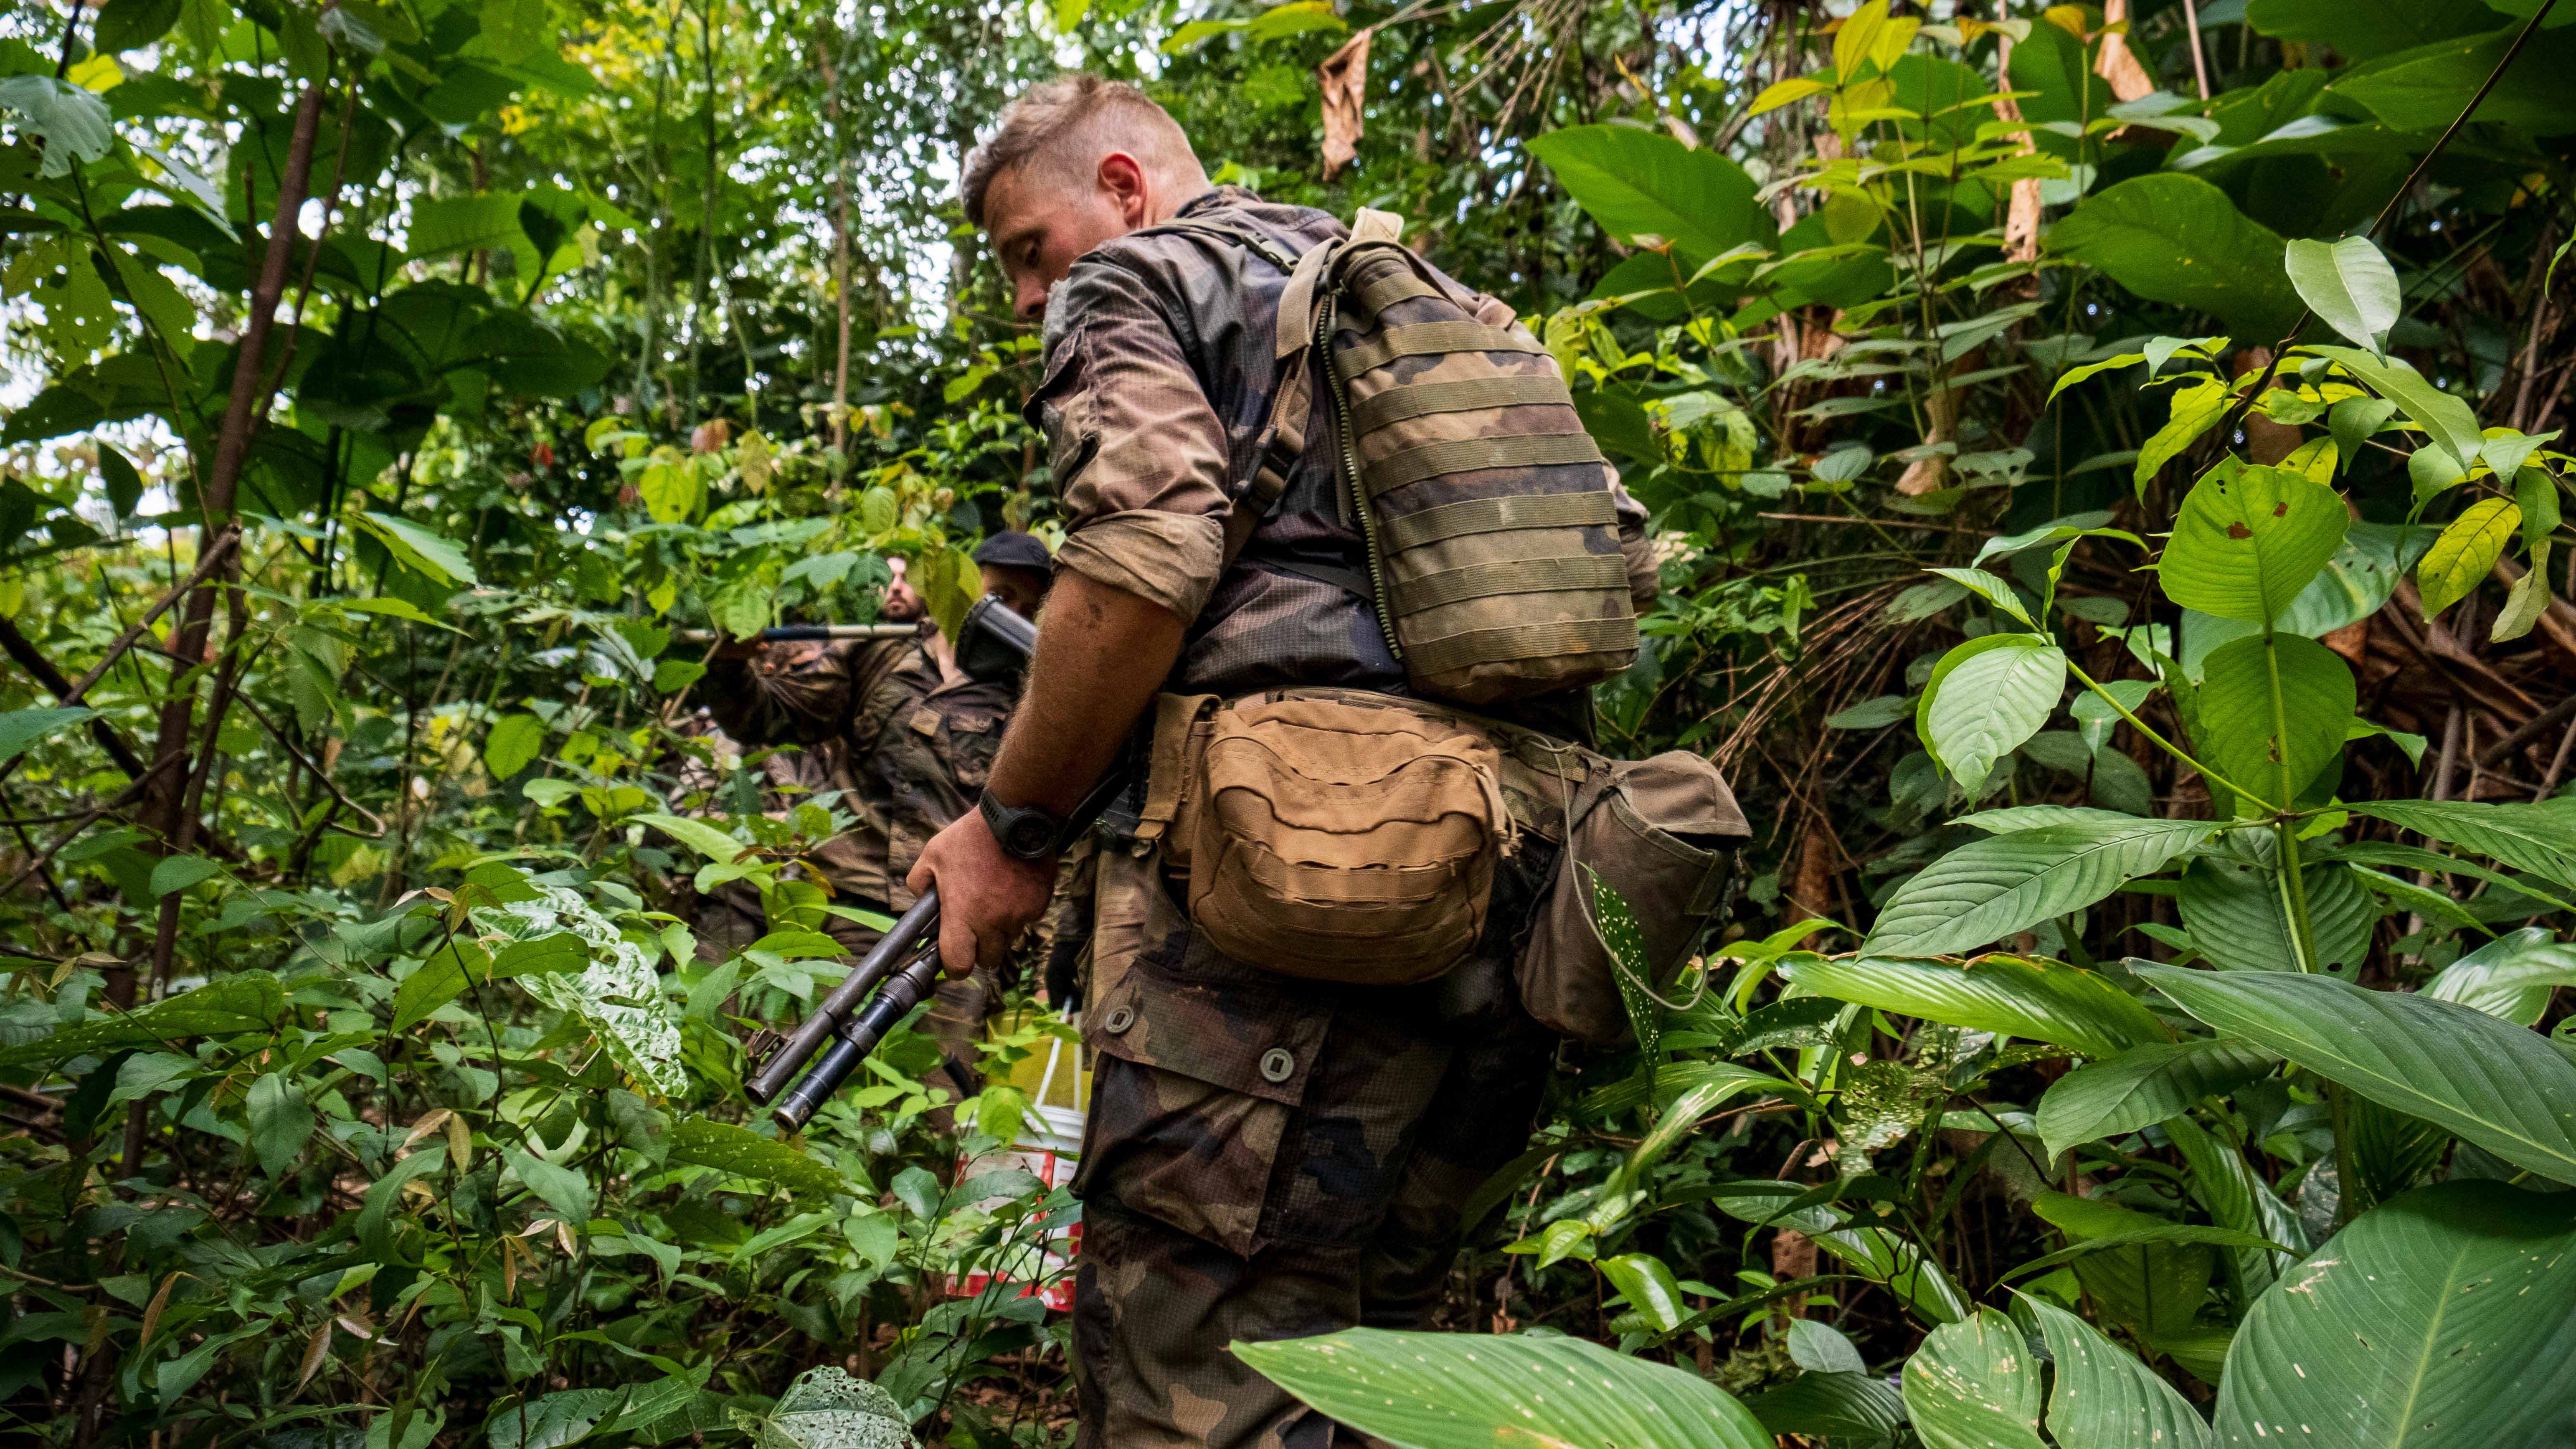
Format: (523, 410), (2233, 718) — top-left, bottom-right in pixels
(1070, 844), (1558, 1449)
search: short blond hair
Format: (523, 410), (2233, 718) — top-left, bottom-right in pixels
(961, 74), (1207, 227)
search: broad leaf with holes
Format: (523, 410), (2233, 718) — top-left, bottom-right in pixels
(2157, 465), (2349, 623)
(2215, 1181), (2576, 1448)
(2140, 966), (2576, 1184)
(1864, 819), (2216, 959)
(1901, 1309), (2046, 1449)
(2192, 633), (2355, 811)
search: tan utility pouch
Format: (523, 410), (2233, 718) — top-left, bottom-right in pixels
(1185, 695), (1509, 985)
(1522, 752), (1750, 1044)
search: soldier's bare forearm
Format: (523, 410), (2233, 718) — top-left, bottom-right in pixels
(987, 570), (1187, 813)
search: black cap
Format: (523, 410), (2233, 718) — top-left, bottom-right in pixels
(971, 530), (1052, 573)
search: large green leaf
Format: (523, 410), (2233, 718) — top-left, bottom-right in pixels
(0, 706), (99, 766)
(0, 972), (289, 1066)
(2214, 1181), (2576, 1448)
(2139, 966), (2576, 1184)
(2166, 1115), (2307, 1298)
(406, 192), (531, 260)
(2275, 521), (2434, 635)
(1526, 125), (1775, 265)
(1782, 954), (2169, 1058)
(2284, 235), (2401, 353)
(1236, 1327), (1773, 1449)
(2022, 1295), (2216, 1449)
(2327, 24), (2576, 134)
(2308, 347), (2487, 470)
(1863, 819), (2216, 959)
(1917, 635), (2067, 798)
(2046, 175), (2301, 337)
(668, 1118), (850, 1198)
(2036, 1039), (2278, 1158)
(1901, 1310), (2045, 1449)
(347, 512), (479, 587)
(740, 1366), (916, 1449)
(2158, 465), (2349, 623)
(2424, 926), (2576, 1025)
(1744, 1371), (1908, 1442)
(2245, 0), (2498, 59)
(2194, 634), (2355, 811)
(2177, 855), (2377, 977)
(2350, 798), (2576, 891)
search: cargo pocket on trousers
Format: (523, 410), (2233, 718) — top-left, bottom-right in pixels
(1070, 845), (1318, 1257)
(1074, 1054), (1287, 1257)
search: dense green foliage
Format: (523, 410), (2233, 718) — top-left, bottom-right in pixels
(3, 0), (2574, 1445)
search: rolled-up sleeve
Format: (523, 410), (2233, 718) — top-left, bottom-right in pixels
(1033, 262), (1230, 623)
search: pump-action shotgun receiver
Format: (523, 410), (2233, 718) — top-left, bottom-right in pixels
(739, 593), (1113, 1131)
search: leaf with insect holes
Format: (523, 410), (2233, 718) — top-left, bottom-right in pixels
(1904, 1309), (2047, 1449)
(2416, 497), (2519, 619)
(2193, 634), (2355, 812)
(2158, 464), (2348, 622)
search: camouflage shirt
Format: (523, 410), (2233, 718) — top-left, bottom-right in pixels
(1029, 185), (1657, 727)
(704, 637), (1010, 909)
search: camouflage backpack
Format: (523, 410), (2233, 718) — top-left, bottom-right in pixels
(1191, 209), (1640, 706)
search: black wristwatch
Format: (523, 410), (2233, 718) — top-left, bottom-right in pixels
(979, 789), (1067, 861)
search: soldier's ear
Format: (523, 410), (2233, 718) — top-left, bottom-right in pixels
(1096, 151), (1150, 228)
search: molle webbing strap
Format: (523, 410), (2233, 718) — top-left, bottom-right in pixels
(1403, 616), (1641, 679)
(1363, 432), (1606, 498)
(1388, 554), (1628, 614)
(1351, 375), (1569, 434)
(1338, 322), (1545, 376)
(1380, 490), (1619, 554)
(1351, 268), (1445, 318)
(1222, 455), (1293, 569)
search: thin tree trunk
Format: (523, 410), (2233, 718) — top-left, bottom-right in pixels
(816, 34), (853, 454)
(125, 83), (326, 1034)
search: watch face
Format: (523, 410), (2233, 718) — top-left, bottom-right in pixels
(1004, 813), (1055, 858)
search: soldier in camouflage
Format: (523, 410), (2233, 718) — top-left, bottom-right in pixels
(907, 77), (1658, 1449)
(707, 534), (1061, 1103)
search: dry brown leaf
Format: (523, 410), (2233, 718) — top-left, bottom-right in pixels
(298, 1322), (333, 1392)
(334, 1312), (376, 1341)
(401, 1107), (451, 1152)
(444, 1110), (473, 1172)
(1317, 29), (1373, 181)
(137, 1270), (187, 1349)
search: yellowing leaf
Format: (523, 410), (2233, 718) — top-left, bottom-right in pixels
(2417, 497), (2519, 620)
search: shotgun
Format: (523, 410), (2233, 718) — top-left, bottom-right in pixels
(740, 593), (1112, 1131)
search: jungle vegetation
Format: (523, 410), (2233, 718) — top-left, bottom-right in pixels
(2, 0), (2574, 1445)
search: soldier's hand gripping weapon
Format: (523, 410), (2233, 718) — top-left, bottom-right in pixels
(739, 594), (1119, 1131)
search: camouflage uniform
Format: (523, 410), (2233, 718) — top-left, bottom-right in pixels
(705, 635), (1019, 1098)
(1031, 187), (1657, 1449)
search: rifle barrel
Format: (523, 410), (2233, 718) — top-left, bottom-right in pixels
(743, 893), (940, 1104)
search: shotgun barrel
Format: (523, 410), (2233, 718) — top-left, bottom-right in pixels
(737, 594), (1122, 1132)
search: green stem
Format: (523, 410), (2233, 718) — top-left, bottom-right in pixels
(2259, 623), (2322, 973)
(2066, 661), (2275, 811)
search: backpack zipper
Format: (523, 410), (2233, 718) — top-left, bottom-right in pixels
(1319, 288), (1403, 661)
